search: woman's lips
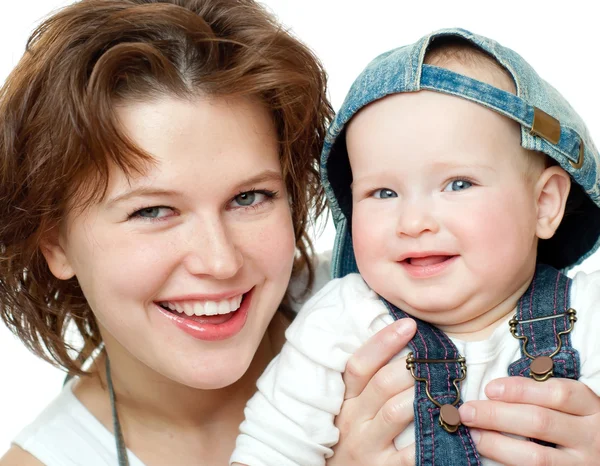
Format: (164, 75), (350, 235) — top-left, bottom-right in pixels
(155, 288), (253, 341)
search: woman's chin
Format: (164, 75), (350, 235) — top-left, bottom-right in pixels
(170, 356), (254, 391)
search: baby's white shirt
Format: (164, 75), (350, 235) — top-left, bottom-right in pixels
(231, 271), (600, 466)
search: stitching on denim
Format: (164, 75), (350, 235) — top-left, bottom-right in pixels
(427, 405), (480, 466)
(441, 326), (461, 377)
(562, 348), (580, 378)
(529, 275), (537, 352)
(457, 427), (478, 466)
(461, 424), (482, 466)
(414, 327), (433, 391)
(552, 272), (560, 344)
(564, 278), (572, 346)
(431, 326), (453, 394)
(387, 302), (429, 397)
(428, 408), (436, 466)
(386, 301), (431, 402)
(417, 402), (425, 464)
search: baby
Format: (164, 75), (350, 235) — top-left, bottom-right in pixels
(231, 28), (600, 466)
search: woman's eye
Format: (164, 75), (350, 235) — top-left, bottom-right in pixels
(129, 206), (174, 220)
(230, 190), (274, 209)
(372, 188), (397, 199)
(443, 179), (473, 192)
(234, 192), (259, 206)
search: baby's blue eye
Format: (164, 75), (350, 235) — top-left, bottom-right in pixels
(373, 188), (397, 199)
(444, 180), (472, 192)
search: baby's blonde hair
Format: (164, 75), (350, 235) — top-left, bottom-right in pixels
(424, 37), (549, 181)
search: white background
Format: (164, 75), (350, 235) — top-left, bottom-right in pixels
(1, 0), (600, 455)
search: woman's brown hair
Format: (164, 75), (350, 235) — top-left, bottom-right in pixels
(0, 0), (332, 375)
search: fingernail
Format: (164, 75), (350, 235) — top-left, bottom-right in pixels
(395, 318), (415, 336)
(469, 428), (481, 444)
(486, 381), (505, 399)
(459, 404), (475, 423)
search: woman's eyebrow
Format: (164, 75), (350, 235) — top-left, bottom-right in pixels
(233, 170), (284, 190)
(105, 188), (181, 206)
(105, 170), (283, 206)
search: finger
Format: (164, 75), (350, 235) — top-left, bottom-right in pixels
(485, 377), (600, 416)
(367, 388), (415, 447)
(459, 400), (590, 447)
(343, 318), (416, 399)
(386, 442), (416, 466)
(355, 357), (414, 422)
(470, 428), (572, 466)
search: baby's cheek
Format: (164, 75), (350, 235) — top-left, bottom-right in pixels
(352, 206), (389, 261)
(352, 221), (383, 268)
(460, 198), (536, 262)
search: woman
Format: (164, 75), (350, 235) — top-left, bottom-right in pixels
(0, 1), (335, 464)
(0, 1), (597, 465)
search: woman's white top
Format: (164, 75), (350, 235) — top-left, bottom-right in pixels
(13, 378), (145, 466)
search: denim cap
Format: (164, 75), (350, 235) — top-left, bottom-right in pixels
(321, 27), (600, 278)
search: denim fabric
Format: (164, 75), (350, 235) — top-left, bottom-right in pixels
(379, 264), (579, 464)
(508, 264), (580, 448)
(383, 300), (481, 466)
(321, 28), (600, 276)
(508, 264), (579, 379)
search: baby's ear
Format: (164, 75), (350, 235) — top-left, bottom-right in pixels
(535, 166), (571, 239)
(40, 228), (75, 280)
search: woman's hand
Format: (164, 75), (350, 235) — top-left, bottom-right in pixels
(327, 319), (417, 466)
(459, 376), (600, 465)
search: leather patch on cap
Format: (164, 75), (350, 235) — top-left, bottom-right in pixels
(530, 107), (561, 145)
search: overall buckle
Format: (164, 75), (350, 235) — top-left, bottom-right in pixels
(406, 353), (467, 433)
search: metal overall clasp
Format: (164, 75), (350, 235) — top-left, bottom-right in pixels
(509, 308), (577, 381)
(406, 353), (467, 433)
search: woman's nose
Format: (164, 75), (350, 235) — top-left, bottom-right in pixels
(182, 217), (243, 279)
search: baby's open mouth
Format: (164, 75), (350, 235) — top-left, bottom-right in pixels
(404, 255), (456, 266)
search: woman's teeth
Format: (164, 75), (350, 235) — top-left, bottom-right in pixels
(159, 295), (243, 316)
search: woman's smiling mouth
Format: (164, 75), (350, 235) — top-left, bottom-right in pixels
(154, 289), (254, 340)
(158, 294), (244, 317)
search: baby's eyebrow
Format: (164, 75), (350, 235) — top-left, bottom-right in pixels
(430, 162), (497, 172)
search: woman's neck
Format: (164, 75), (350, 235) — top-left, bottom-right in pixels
(74, 312), (290, 465)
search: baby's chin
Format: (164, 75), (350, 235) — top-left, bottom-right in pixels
(402, 303), (508, 340)
(386, 296), (482, 328)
